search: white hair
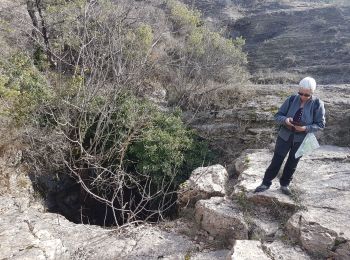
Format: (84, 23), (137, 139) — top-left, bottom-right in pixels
(299, 77), (316, 92)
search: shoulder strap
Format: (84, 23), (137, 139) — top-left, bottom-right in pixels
(287, 95), (296, 112)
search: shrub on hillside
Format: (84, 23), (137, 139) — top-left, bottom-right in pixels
(0, 53), (50, 123)
(164, 0), (248, 108)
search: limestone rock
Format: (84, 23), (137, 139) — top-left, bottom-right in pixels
(228, 239), (312, 260)
(334, 241), (350, 260)
(227, 240), (270, 260)
(0, 196), (199, 260)
(232, 146), (350, 258)
(0, 144), (33, 198)
(232, 149), (297, 210)
(249, 216), (280, 240)
(233, 150), (254, 176)
(194, 197), (248, 244)
(178, 165), (228, 208)
(263, 240), (311, 260)
(192, 123), (240, 135)
(184, 84), (350, 165)
(286, 211), (338, 258)
(190, 250), (230, 260)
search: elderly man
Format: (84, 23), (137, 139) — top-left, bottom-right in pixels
(254, 77), (326, 195)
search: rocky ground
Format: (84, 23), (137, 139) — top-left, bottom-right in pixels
(180, 145), (350, 260)
(1, 132), (349, 259)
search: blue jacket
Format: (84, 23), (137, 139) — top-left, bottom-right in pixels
(275, 94), (326, 142)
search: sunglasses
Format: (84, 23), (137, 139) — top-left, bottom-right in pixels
(298, 92), (311, 97)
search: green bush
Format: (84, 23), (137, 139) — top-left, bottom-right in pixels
(47, 92), (215, 222)
(167, 0), (201, 31)
(125, 24), (154, 62)
(80, 93), (213, 189)
(126, 107), (203, 187)
(164, 0), (248, 108)
(0, 53), (50, 123)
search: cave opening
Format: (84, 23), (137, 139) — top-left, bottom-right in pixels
(38, 173), (179, 227)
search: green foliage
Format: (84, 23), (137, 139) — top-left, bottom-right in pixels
(185, 26), (247, 83)
(126, 104), (213, 188)
(81, 93), (213, 189)
(167, 0), (201, 31)
(164, 0), (248, 106)
(127, 107), (193, 186)
(12, 0), (229, 224)
(125, 24), (154, 60)
(188, 28), (245, 57)
(0, 53), (50, 122)
(33, 47), (50, 71)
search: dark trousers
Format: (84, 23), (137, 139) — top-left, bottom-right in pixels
(262, 135), (302, 187)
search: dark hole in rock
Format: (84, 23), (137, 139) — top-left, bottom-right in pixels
(31, 172), (179, 226)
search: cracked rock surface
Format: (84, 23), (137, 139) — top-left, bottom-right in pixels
(233, 145), (350, 259)
(0, 195), (203, 260)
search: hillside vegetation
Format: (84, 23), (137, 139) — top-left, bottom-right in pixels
(0, 0), (248, 225)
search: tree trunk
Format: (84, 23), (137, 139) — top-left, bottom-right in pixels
(26, 0), (56, 67)
(26, 0), (39, 38)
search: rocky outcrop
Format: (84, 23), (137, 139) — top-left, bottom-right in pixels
(227, 240), (270, 260)
(178, 165), (228, 208)
(232, 145), (350, 259)
(227, 239), (311, 260)
(0, 140), (230, 259)
(263, 240), (311, 260)
(2, 138), (349, 259)
(194, 197), (248, 244)
(2, 195), (227, 260)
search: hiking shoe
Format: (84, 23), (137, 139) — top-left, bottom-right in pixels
(254, 184), (269, 193)
(280, 186), (292, 196)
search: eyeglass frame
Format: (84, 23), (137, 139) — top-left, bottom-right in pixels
(298, 92), (311, 97)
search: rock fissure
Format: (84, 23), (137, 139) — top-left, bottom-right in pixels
(23, 219), (54, 260)
(24, 219), (37, 239)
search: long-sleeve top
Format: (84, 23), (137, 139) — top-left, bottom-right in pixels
(274, 94), (326, 142)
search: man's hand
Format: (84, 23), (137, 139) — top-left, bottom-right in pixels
(285, 117), (294, 126)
